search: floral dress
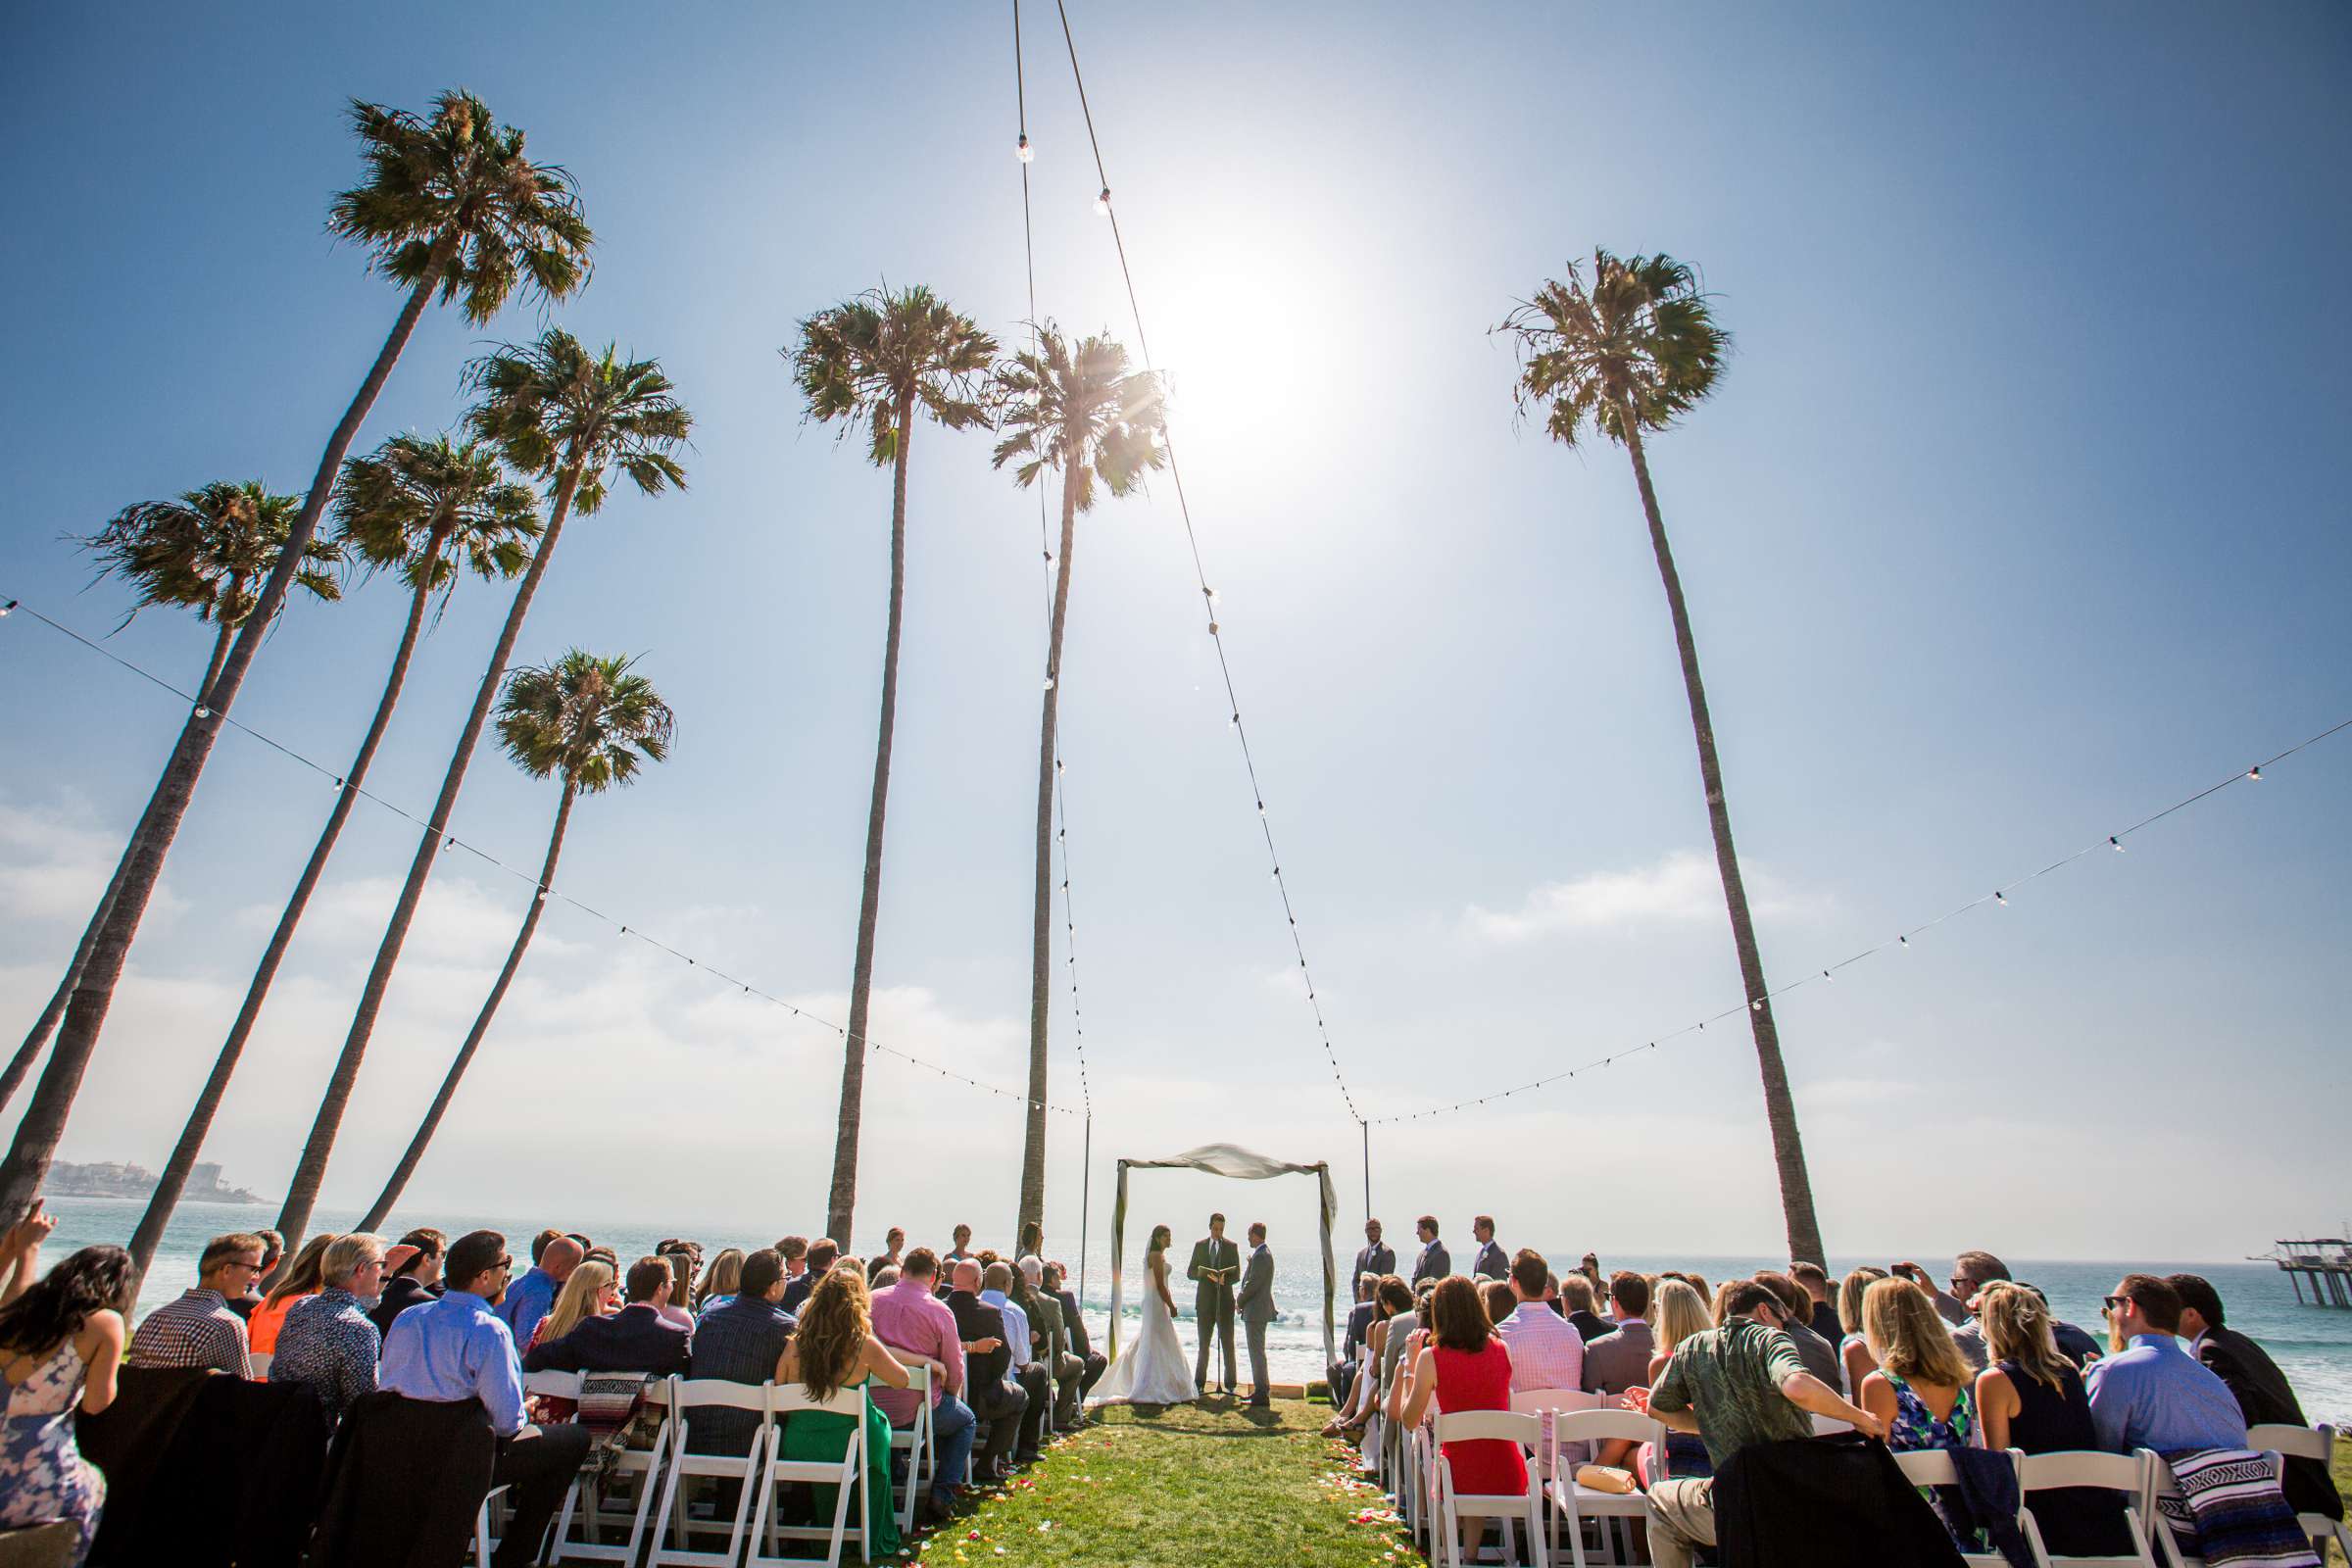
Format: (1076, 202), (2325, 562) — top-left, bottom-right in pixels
(0, 1338), (104, 1563)
(1883, 1370), (1984, 1550)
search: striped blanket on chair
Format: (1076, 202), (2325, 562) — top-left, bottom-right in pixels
(2156, 1448), (2320, 1568)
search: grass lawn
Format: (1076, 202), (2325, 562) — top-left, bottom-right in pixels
(909, 1394), (1416, 1567)
(2330, 1434), (2349, 1566)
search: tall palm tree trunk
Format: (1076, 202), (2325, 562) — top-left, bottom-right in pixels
(127, 537), (450, 1277)
(0, 240), (458, 1221)
(1, 618), (244, 1114)
(358, 779), (575, 1232)
(270, 458), (583, 1263)
(827, 395), (913, 1248)
(1017, 471), (1078, 1240)
(1620, 416), (1825, 1266)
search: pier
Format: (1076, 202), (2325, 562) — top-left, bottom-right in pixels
(2271, 1237), (2352, 1307)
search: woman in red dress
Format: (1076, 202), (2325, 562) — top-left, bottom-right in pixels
(1399, 1275), (1526, 1560)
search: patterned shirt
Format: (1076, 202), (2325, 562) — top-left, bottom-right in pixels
(129, 1287), (252, 1377)
(1649, 1319), (1813, 1471)
(270, 1286), (380, 1426)
(684, 1295), (796, 1456)
(1495, 1301), (1586, 1393)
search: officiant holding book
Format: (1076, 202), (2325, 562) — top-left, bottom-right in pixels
(1188, 1213), (1241, 1393)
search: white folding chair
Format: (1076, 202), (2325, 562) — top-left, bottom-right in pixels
(247, 1351), (272, 1379)
(1432, 1409), (1547, 1568)
(1404, 1420), (1433, 1550)
(2146, 1446), (2286, 1568)
(1545, 1408), (1666, 1568)
(1512, 1390), (1606, 1479)
(549, 1373), (669, 1564)
(885, 1363), (935, 1532)
(1893, 1447), (2021, 1568)
(2246, 1422), (2352, 1561)
(1811, 1412), (1853, 1435)
(473, 1484), (512, 1568)
(2015, 1448), (2160, 1568)
(649, 1378), (770, 1568)
(750, 1383), (873, 1568)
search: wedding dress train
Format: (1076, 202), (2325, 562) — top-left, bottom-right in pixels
(1089, 1255), (1199, 1406)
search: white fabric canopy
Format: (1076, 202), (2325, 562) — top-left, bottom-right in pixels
(1106, 1142), (1338, 1368)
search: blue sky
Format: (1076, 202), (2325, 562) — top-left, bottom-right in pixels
(1, 1), (2346, 1262)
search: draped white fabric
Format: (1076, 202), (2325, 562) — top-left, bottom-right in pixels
(1105, 1143), (1338, 1370)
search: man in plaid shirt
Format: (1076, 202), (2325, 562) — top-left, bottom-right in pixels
(129, 1231), (265, 1376)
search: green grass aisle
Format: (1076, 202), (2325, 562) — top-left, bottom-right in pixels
(911, 1396), (1420, 1566)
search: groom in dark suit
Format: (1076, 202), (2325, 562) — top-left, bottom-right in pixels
(1238, 1222), (1277, 1408)
(1188, 1212), (1240, 1394)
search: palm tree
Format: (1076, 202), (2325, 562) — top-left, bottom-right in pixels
(359, 651), (674, 1230)
(0, 482), (340, 1117)
(990, 327), (1166, 1239)
(0, 88), (593, 1221)
(1499, 250), (1824, 1266)
(270, 331), (689, 1259)
(789, 284), (997, 1246)
(123, 436), (539, 1275)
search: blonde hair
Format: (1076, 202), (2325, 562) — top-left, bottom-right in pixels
(265, 1233), (336, 1308)
(1710, 1279), (1742, 1326)
(796, 1267), (872, 1402)
(1838, 1266), (1887, 1337)
(1977, 1283), (2072, 1391)
(1863, 1277), (1969, 1388)
(540, 1260), (615, 1345)
(697, 1249), (745, 1309)
(1653, 1279), (1711, 1354)
(321, 1233), (384, 1289)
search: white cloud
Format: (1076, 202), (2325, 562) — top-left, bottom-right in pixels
(0, 796), (186, 926)
(1463, 850), (1825, 943)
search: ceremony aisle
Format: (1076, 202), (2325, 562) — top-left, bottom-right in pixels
(917, 1396), (1415, 1567)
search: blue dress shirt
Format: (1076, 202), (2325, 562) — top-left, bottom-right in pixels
(496, 1266), (559, 1344)
(2084, 1333), (2247, 1453)
(380, 1288), (527, 1438)
(980, 1289), (1034, 1365)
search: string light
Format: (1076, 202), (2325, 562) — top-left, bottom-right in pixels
(2248, 765), (2262, 781)
(2110, 837), (2126, 853)
(193, 705), (211, 719)
(0, 600), (16, 616)
(1094, 185), (1111, 216)
(1016, 133), (1034, 163)
(1993, 890), (2008, 906)
(3, 590), (1083, 1118)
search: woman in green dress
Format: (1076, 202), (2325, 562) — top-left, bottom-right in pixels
(774, 1262), (933, 1556)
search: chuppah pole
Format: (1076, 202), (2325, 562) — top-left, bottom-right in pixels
(1360, 1118), (1370, 1218)
(1079, 1113), (1094, 1310)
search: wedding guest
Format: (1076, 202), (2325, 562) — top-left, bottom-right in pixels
(1018, 1255), (1086, 1429)
(655, 1250), (698, 1330)
(379, 1230), (591, 1568)
(1324, 1276), (1412, 1438)
(697, 1248), (745, 1314)
(2169, 1272), (2343, 1525)
(270, 1232), (385, 1427)
(1046, 1261), (1105, 1400)
(1470, 1216), (1508, 1281)
(496, 1233), (581, 1346)
(247, 1232), (333, 1357)
(1630, 1278), (1719, 1485)
(1496, 1248), (1584, 1393)
(944, 1259), (1024, 1480)
(1555, 1272), (1611, 1342)
(521, 1259), (617, 1422)
(225, 1228), (282, 1321)
(1645, 1281), (1885, 1568)
(524, 1255), (690, 1376)
(783, 1240), (837, 1315)
(945, 1226), (975, 1266)
(1330, 1271), (1383, 1406)
(128, 1230), (261, 1376)
(1755, 1270), (1845, 1391)
(688, 1250), (797, 1460)
(1582, 1271), (1655, 1396)
(1828, 1265), (1882, 1386)
(1858, 1278), (1978, 1457)
(774, 1268), (916, 1558)
(1975, 1284), (2134, 1557)
(1353, 1219), (1396, 1285)
(1789, 1261), (1842, 1346)
(777, 1235), (809, 1292)
(2083, 1273), (2244, 1453)
(1409, 1215), (1450, 1286)
(0, 1220), (129, 1566)
(981, 1261), (1050, 1462)
(1399, 1276), (1525, 1565)
(868, 1249), (974, 1520)
(369, 1228), (445, 1338)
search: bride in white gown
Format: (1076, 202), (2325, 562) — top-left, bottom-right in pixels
(1089, 1224), (1199, 1406)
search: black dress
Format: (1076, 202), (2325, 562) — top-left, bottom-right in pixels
(2001, 1358), (2132, 1557)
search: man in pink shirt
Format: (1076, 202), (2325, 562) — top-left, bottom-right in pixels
(868, 1248), (975, 1519)
(1495, 1248), (1585, 1393)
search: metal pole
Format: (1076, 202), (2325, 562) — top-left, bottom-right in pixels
(1078, 1114), (1093, 1313)
(1360, 1118), (1370, 1221)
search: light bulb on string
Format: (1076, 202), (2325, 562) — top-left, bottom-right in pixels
(1016, 133), (1034, 163)
(1899, 935), (1911, 950)
(1750, 999), (1764, 1011)
(444, 836), (456, 853)
(194, 705), (211, 719)
(2248, 765), (2263, 781)
(1094, 186), (1111, 216)
(0, 600), (15, 616)
(534, 890), (548, 904)
(1993, 891), (2008, 906)
(1043, 676), (1054, 690)
(2109, 836), (2126, 853)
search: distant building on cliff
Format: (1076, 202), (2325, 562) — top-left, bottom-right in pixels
(43, 1160), (266, 1203)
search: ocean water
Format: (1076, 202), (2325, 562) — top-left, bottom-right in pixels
(38, 1199), (2352, 1421)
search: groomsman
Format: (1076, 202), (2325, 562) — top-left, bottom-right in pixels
(1409, 1215), (1450, 1286)
(1352, 1219), (1396, 1288)
(1471, 1216), (1508, 1281)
